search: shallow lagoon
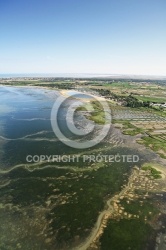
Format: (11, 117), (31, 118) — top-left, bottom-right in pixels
(0, 87), (88, 168)
(0, 86), (159, 250)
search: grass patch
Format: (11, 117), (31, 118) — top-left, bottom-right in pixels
(77, 100), (108, 125)
(142, 164), (162, 179)
(140, 136), (166, 159)
(89, 110), (106, 125)
(114, 120), (144, 136)
(134, 95), (166, 103)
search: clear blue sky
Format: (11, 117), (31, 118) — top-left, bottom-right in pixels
(0, 0), (166, 76)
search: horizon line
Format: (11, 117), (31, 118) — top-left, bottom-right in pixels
(0, 73), (166, 80)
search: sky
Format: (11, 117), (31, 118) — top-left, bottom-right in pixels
(0, 0), (166, 76)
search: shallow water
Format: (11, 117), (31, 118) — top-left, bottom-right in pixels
(0, 86), (160, 250)
(0, 87), (87, 168)
(0, 87), (113, 169)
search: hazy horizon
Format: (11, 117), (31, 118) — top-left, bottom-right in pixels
(0, 73), (166, 80)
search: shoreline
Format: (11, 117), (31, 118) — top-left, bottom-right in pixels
(74, 164), (166, 250)
(1, 84), (166, 249)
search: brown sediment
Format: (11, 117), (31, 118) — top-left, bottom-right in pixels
(75, 165), (165, 250)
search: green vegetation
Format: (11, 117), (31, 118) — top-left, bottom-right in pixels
(140, 136), (166, 159)
(137, 106), (166, 118)
(114, 121), (144, 136)
(100, 219), (154, 250)
(0, 79), (77, 89)
(114, 118), (166, 158)
(1, 78), (166, 249)
(89, 100), (112, 124)
(0, 152), (137, 247)
(142, 165), (162, 179)
(89, 110), (106, 125)
(125, 95), (150, 108)
(100, 199), (158, 250)
(121, 198), (158, 219)
(77, 100), (108, 125)
(100, 81), (139, 89)
(134, 95), (166, 103)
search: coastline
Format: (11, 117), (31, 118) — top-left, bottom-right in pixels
(1, 84), (166, 250)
